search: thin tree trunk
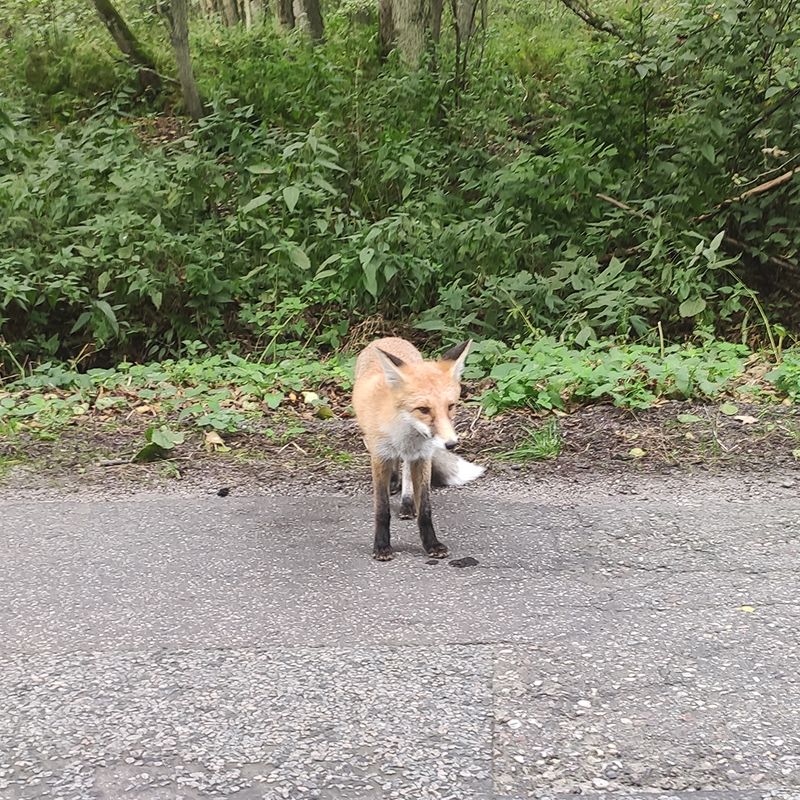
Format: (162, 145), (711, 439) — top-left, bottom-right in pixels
(429, 0), (443, 43)
(242, 0), (252, 29)
(168, 0), (206, 121)
(378, 0), (396, 59)
(276, 0), (295, 29)
(220, 0), (240, 26)
(92, 0), (162, 90)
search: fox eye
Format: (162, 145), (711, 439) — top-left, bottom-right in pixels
(448, 403), (456, 412)
(416, 406), (431, 415)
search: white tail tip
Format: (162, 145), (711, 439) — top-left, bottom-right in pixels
(432, 450), (485, 487)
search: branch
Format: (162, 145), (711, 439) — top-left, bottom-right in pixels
(693, 165), (800, 223)
(597, 193), (800, 287)
(741, 86), (800, 140)
(596, 193), (652, 219)
(557, 0), (623, 39)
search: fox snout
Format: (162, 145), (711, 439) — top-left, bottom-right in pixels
(444, 439), (457, 450)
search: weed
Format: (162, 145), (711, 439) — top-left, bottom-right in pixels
(497, 417), (562, 462)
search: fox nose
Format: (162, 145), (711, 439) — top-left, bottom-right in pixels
(444, 439), (457, 451)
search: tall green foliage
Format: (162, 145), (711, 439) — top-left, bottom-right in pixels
(1, 0), (799, 374)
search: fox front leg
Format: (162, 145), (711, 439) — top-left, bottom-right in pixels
(410, 458), (448, 558)
(399, 459), (416, 519)
(371, 457), (395, 561)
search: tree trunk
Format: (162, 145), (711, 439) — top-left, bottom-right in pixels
(378, 0), (396, 59)
(393, 0), (429, 68)
(275, 0), (295, 29)
(429, 0), (443, 43)
(220, 0), (240, 26)
(91, 0), (161, 91)
(293, 0), (324, 39)
(456, 0), (479, 52)
(168, 0), (206, 121)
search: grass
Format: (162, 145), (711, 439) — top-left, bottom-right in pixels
(496, 417), (563, 463)
(0, 339), (798, 446)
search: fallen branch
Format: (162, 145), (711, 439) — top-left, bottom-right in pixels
(693, 166), (800, 223)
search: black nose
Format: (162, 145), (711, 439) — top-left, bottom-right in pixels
(445, 440), (457, 451)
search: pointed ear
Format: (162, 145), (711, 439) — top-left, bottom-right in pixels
(440, 340), (471, 381)
(375, 348), (406, 388)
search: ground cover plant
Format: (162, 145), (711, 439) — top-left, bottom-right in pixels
(1, 0), (799, 376)
(2, 340), (799, 443)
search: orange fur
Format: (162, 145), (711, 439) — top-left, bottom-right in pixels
(352, 337), (480, 560)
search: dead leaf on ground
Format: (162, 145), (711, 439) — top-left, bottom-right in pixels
(205, 430), (230, 452)
(733, 415), (758, 425)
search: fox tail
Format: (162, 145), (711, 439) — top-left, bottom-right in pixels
(431, 448), (485, 487)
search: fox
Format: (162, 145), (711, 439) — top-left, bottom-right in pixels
(352, 337), (484, 561)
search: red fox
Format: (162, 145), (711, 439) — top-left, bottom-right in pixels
(352, 337), (484, 561)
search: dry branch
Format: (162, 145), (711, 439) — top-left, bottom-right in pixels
(693, 166), (800, 223)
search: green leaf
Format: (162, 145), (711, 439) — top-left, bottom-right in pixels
(719, 402), (738, 416)
(708, 230), (725, 253)
(289, 245), (310, 271)
(264, 392), (283, 410)
(677, 414), (702, 423)
(150, 427), (185, 449)
(70, 311), (91, 334)
(360, 247), (378, 297)
(94, 300), (119, 335)
(241, 194), (272, 214)
(283, 185), (300, 212)
(574, 325), (594, 347)
(679, 297), (707, 318)
(132, 442), (167, 463)
(315, 158), (346, 173)
(699, 143), (715, 164)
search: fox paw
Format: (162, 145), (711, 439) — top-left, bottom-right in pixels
(373, 546), (395, 561)
(399, 498), (416, 519)
(425, 541), (448, 559)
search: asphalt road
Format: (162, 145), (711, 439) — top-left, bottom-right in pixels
(1, 480), (799, 800)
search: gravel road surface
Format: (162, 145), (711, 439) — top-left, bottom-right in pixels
(1, 476), (799, 800)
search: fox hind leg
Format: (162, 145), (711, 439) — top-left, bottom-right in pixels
(399, 459), (416, 519)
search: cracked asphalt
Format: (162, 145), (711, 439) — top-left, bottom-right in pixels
(1, 475), (800, 799)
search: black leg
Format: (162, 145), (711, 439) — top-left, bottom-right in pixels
(372, 458), (394, 561)
(411, 459), (448, 558)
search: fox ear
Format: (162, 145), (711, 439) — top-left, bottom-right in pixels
(375, 348), (406, 388)
(440, 340), (471, 381)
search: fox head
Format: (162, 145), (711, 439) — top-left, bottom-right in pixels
(375, 341), (471, 451)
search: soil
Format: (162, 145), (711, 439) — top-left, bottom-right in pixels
(2, 399), (799, 504)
